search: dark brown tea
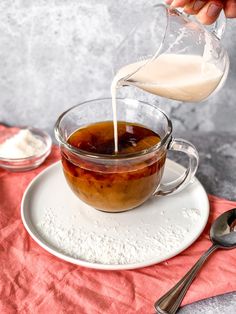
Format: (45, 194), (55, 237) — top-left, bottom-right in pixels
(68, 121), (161, 154)
(61, 121), (166, 212)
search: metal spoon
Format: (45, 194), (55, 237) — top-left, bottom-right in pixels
(154, 208), (236, 314)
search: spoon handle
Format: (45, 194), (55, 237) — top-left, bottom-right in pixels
(154, 244), (218, 314)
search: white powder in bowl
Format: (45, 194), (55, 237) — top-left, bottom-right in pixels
(0, 129), (46, 158)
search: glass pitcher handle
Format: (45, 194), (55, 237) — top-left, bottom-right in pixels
(211, 10), (226, 40)
(174, 5), (227, 40)
(154, 138), (199, 196)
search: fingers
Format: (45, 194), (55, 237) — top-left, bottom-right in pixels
(196, 1), (223, 24)
(165, 0), (223, 24)
(166, 0), (189, 6)
(183, 1), (206, 14)
(224, 0), (236, 18)
(165, 0), (236, 23)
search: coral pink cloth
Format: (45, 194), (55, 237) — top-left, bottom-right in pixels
(0, 126), (236, 313)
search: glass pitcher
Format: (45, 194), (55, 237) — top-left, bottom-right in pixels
(113, 4), (229, 102)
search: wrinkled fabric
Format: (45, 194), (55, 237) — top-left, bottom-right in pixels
(0, 126), (236, 314)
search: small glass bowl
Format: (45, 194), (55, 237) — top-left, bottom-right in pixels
(0, 127), (52, 172)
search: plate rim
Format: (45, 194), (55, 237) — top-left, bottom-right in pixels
(21, 160), (209, 270)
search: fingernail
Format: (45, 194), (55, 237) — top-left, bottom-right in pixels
(165, 0), (173, 4)
(193, 0), (205, 11)
(207, 3), (222, 17)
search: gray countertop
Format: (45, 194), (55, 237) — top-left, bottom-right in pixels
(0, 0), (235, 313)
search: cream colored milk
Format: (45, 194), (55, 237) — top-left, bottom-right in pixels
(111, 53), (223, 152)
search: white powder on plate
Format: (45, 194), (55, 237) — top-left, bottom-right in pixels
(37, 208), (191, 265)
(0, 129), (46, 158)
(182, 208), (201, 221)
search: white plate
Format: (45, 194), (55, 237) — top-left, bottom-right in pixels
(21, 160), (209, 270)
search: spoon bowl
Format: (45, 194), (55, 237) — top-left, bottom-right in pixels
(211, 208), (236, 248)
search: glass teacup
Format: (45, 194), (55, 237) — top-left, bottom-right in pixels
(55, 98), (199, 212)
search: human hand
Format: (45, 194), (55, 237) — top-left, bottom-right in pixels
(165, 0), (236, 24)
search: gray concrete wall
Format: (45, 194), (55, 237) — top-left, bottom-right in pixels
(0, 0), (235, 136)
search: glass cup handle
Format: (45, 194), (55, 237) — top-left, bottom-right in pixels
(154, 138), (199, 196)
